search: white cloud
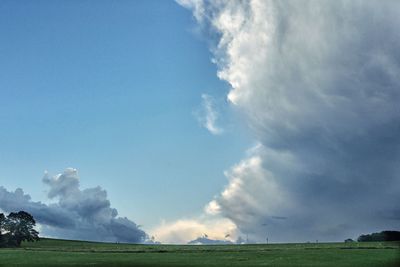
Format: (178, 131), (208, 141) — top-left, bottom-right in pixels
(175, 0), (205, 23)
(204, 200), (221, 215)
(197, 94), (223, 135)
(150, 216), (237, 244)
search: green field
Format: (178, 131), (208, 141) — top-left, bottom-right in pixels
(0, 238), (399, 267)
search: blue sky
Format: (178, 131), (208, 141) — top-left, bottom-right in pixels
(0, 0), (250, 230)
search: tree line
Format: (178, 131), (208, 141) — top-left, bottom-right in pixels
(357, 231), (400, 242)
(0, 211), (39, 247)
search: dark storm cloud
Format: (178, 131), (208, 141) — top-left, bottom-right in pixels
(0, 168), (146, 243)
(181, 0), (400, 242)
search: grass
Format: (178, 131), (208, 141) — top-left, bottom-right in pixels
(0, 238), (398, 266)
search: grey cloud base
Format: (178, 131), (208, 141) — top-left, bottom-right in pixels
(0, 168), (146, 243)
(180, 0), (400, 242)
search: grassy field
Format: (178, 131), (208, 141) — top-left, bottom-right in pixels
(0, 238), (398, 267)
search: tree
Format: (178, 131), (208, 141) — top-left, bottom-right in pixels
(357, 231), (400, 242)
(4, 211), (39, 247)
(0, 213), (6, 247)
(0, 213), (5, 235)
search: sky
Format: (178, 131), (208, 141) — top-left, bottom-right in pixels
(0, 0), (251, 241)
(1, 0), (400, 244)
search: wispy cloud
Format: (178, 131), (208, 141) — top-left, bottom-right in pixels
(197, 94), (223, 135)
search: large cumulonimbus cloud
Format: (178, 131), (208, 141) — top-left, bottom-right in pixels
(0, 168), (146, 243)
(179, 0), (400, 242)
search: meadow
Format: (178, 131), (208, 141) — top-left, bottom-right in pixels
(0, 238), (398, 267)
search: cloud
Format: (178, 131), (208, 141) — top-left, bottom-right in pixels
(180, 0), (400, 242)
(0, 168), (146, 243)
(0, 187), (75, 228)
(151, 217), (237, 244)
(176, 0), (205, 23)
(196, 94), (223, 135)
(188, 236), (233, 245)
